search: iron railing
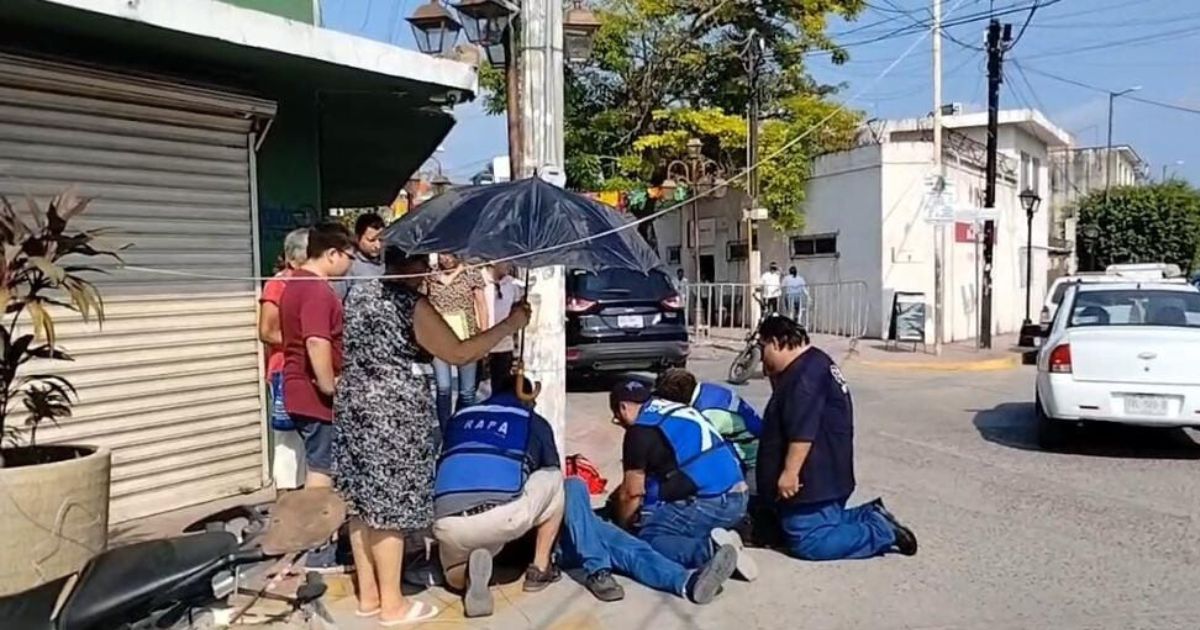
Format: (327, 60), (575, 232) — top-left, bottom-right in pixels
(681, 280), (870, 340)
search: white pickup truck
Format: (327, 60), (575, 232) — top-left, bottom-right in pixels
(1034, 280), (1200, 449)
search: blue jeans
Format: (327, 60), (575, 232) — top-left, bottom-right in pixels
(433, 358), (478, 430)
(637, 491), (748, 569)
(558, 479), (690, 596)
(779, 497), (896, 561)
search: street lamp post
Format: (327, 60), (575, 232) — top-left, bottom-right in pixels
(1019, 188), (1041, 327)
(1105, 86), (1141, 199)
(663, 137), (725, 333)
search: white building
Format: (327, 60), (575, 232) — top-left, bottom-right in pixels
(655, 108), (1072, 343)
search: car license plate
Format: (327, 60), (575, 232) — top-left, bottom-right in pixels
(617, 315), (644, 329)
(1124, 395), (1169, 417)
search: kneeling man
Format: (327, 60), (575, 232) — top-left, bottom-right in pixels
(432, 372), (564, 618)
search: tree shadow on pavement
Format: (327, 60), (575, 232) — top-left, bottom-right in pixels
(972, 402), (1200, 460)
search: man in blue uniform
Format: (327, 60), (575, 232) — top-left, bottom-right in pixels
(654, 368), (762, 491)
(609, 380), (755, 580)
(756, 315), (918, 561)
(432, 372), (564, 618)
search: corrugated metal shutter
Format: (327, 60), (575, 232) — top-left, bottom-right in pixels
(0, 56), (275, 523)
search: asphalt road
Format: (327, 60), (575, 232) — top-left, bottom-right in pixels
(327, 346), (1200, 629)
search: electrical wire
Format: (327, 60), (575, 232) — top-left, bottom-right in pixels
(1020, 24), (1200, 59)
(1015, 61), (1200, 115)
(120, 0), (977, 284)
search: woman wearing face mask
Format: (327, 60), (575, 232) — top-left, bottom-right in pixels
(425, 253), (489, 427)
(334, 247), (530, 625)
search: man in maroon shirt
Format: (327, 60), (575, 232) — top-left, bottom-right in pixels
(280, 222), (355, 488)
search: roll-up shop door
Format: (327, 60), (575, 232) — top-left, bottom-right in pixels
(0, 54), (276, 523)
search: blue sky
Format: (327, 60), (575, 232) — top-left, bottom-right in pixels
(321, 0), (1200, 184)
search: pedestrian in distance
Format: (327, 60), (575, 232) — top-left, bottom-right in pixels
(759, 262), (782, 314)
(333, 212), (386, 300)
(609, 380), (757, 582)
(333, 248), (531, 625)
(782, 265), (809, 325)
(755, 315), (918, 561)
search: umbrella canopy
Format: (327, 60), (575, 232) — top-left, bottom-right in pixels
(382, 177), (664, 273)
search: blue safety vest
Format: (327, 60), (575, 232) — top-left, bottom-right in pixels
(434, 399), (532, 517)
(634, 398), (744, 505)
(691, 382), (762, 467)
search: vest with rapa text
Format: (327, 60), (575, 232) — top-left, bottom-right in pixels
(434, 402), (531, 517)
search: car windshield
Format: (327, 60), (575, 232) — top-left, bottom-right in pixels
(568, 269), (675, 301)
(1068, 289), (1200, 328)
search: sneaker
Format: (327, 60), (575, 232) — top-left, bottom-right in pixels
(464, 549), (494, 618)
(522, 563), (562, 593)
(685, 544), (737, 605)
(870, 499), (918, 556)
(710, 528), (758, 582)
(584, 570), (625, 602)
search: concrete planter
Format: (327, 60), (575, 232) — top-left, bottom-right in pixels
(0, 445), (110, 596)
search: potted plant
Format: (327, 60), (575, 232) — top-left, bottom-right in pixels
(0, 190), (119, 595)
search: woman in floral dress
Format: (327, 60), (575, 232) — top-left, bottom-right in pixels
(334, 249), (528, 625)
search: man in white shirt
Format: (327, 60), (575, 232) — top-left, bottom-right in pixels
(487, 262), (523, 383)
(781, 266), (809, 324)
(759, 262), (782, 314)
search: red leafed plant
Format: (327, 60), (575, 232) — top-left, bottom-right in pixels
(0, 190), (120, 467)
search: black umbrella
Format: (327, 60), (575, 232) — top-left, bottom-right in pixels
(382, 177), (666, 402)
(382, 177), (663, 273)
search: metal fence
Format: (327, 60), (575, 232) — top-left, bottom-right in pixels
(682, 280), (870, 339)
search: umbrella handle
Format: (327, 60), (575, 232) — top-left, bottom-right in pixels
(515, 365), (541, 403)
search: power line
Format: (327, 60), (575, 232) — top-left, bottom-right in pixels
(1020, 24), (1200, 59)
(1015, 61), (1200, 115)
(822, 0), (1056, 54)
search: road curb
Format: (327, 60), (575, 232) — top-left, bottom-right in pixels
(852, 352), (1022, 372)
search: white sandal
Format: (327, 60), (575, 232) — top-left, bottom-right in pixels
(378, 600), (441, 627)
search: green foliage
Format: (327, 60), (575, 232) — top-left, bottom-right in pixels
(0, 191), (120, 459)
(479, 0), (866, 227)
(1075, 181), (1200, 272)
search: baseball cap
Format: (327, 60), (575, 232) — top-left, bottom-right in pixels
(609, 379), (652, 414)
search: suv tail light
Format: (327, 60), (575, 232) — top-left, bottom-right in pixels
(566, 296), (598, 313)
(1048, 343), (1072, 373)
(660, 294), (684, 311)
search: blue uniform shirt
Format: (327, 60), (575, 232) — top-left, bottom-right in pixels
(758, 347), (855, 505)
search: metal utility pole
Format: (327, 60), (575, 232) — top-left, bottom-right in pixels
(1104, 86), (1140, 200)
(980, 19), (1010, 350)
(932, 0), (944, 355)
(505, 27), (523, 177)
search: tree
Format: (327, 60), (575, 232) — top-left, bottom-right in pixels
(479, 0), (866, 228)
(1075, 181), (1200, 273)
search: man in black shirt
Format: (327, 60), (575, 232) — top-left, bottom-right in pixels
(757, 316), (918, 561)
(610, 380), (754, 579)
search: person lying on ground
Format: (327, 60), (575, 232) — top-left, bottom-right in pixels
(558, 477), (737, 604)
(431, 369), (564, 618)
(609, 380), (757, 581)
(756, 315), (918, 561)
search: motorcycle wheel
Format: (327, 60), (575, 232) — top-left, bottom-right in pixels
(727, 346), (759, 385)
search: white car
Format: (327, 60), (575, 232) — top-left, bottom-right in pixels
(1040, 264), (1186, 325)
(1034, 281), (1200, 449)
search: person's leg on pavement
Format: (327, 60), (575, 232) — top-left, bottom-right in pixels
(456, 360), (479, 411)
(294, 418), (333, 488)
(432, 358), (453, 430)
(637, 501), (717, 569)
(368, 528), (409, 623)
(347, 518), (380, 615)
(559, 478), (624, 602)
(519, 470), (565, 592)
(779, 498), (895, 561)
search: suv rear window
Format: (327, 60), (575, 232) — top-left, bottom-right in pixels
(568, 269), (675, 301)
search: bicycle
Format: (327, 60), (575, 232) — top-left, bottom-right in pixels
(727, 295), (776, 385)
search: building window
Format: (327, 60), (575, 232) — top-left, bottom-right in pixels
(727, 241), (748, 261)
(790, 233), (838, 258)
(667, 246), (681, 265)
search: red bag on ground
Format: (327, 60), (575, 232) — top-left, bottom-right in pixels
(565, 454), (608, 495)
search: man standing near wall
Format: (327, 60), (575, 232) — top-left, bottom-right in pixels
(759, 262), (782, 314)
(334, 213), (386, 300)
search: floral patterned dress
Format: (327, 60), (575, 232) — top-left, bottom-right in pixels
(333, 280), (438, 531)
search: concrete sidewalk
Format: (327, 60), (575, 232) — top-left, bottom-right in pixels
(701, 332), (1025, 372)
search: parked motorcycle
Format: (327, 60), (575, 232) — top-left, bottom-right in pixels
(0, 488), (345, 629)
(727, 295), (774, 385)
